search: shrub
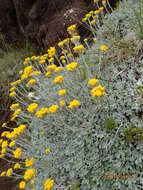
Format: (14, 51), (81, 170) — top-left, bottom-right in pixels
(0, 1), (143, 190)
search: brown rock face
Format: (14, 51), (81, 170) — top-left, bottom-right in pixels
(0, 0), (119, 50)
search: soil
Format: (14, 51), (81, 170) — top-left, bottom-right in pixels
(0, 0), (119, 50)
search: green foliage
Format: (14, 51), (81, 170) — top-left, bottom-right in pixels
(124, 123), (143, 143)
(104, 117), (117, 131)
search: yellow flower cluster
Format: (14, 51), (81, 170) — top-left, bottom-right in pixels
(71, 35), (80, 43)
(88, 78), (99, 86)
(13, 147), (22, 159)
(26, 79), (36, 87)
(24, 168), (35, 181)
(53, 75), (64, 84)
(21, 65), (33, 80)
(66, 62), (78, 71)
(19, 181), (26, 189)
(58, 89), (67, 96)
(10, 103), (19, 110)
(67, 24), (76, 35)
(69, 99), (80, 109)
(35, 107), (49, 118)
(6, 168), (12, 177)
(91, 85), (105, 97)
(45, 147), (51, 155)
(73, 45), (84, 53)
(25, 157), (35, 167)
(10, 108), (21, 121)
(58, 38), (70, 47)
(44, 179), (54, 190)
(14, 163), (21, 170)
(47, 47), (56, 58)
(49, 105), (59, 114)
(27, 103), (38, 113)
(100, 44), (108, 53)
(59, 99), (66, 107)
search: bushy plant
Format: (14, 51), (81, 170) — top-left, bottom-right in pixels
(0, 0), (143, 190)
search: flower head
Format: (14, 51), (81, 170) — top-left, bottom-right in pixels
(69, 99), (80, 109)
(53, 76), (64, 85)
(44, 179), (54, 190)
(27, 103), (38, 113)
(100, 44), (108, 53)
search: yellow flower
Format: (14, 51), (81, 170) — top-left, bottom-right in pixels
(30, 71), (42, 77)
(19, 181), (26, 189)
(100, 44), (108, 53)
(44, 178), (54, 190)
(9, 91), (16, 97)
(27, 103), (38, 113)
(49, 105), (59, 114)
(66, 62), (78, 71)
(35, 108), (49, 118)
(45, 147), (51, 155)
(58, 89), (67, 96)
(46, 64), (57, 72)
(25, 157), (35, 167)
(59, 100), (66, 107)
(2, 141), (8, 149)
(61, 59), (66, 64)
(14, 163), (21, 170)
(63, 38), (70, 44)
(13, 148), (22, 159)
(58, 41), (64, 47)
(53, 76), (64, 85)
(91, 19), (95, 25)
(82, 17), (87, 22)
(94, 10), (100, 15)
(39, 59), (46, 64)
(86, 13), (92, 19)
(54, 66), (63, 73)
(69, 99), (80, 109)
(23, 61), (28, 65)
(73, 45), (84, 53)
(1, 148), (6, 154)
(99, 7), (104, 12)
(47, 47), (56, 58)
(102, 0), (106, 5)
(88, 78), (99, 86)
(10, 103), (19, 110)
(9, 140), (16, 148)
(24, 65), (33, 76)
(45, 71), (52, 78)
(6, 168), (12, 176)
(48, 57), (54, 63)
(25, 57), (30, 61)
(0, 154), (5, 158)
(71, 35), (80, 42)
(24, 168), (35, 181)
(26, 79), (36, 87)
(0, 171), (6, 177)
(10, 80), (21, 86)
(10, 87), (15, 92)
(67, 24), (76, 34)
(91, 85), (105, 97)
(60, 55), (65, 60)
